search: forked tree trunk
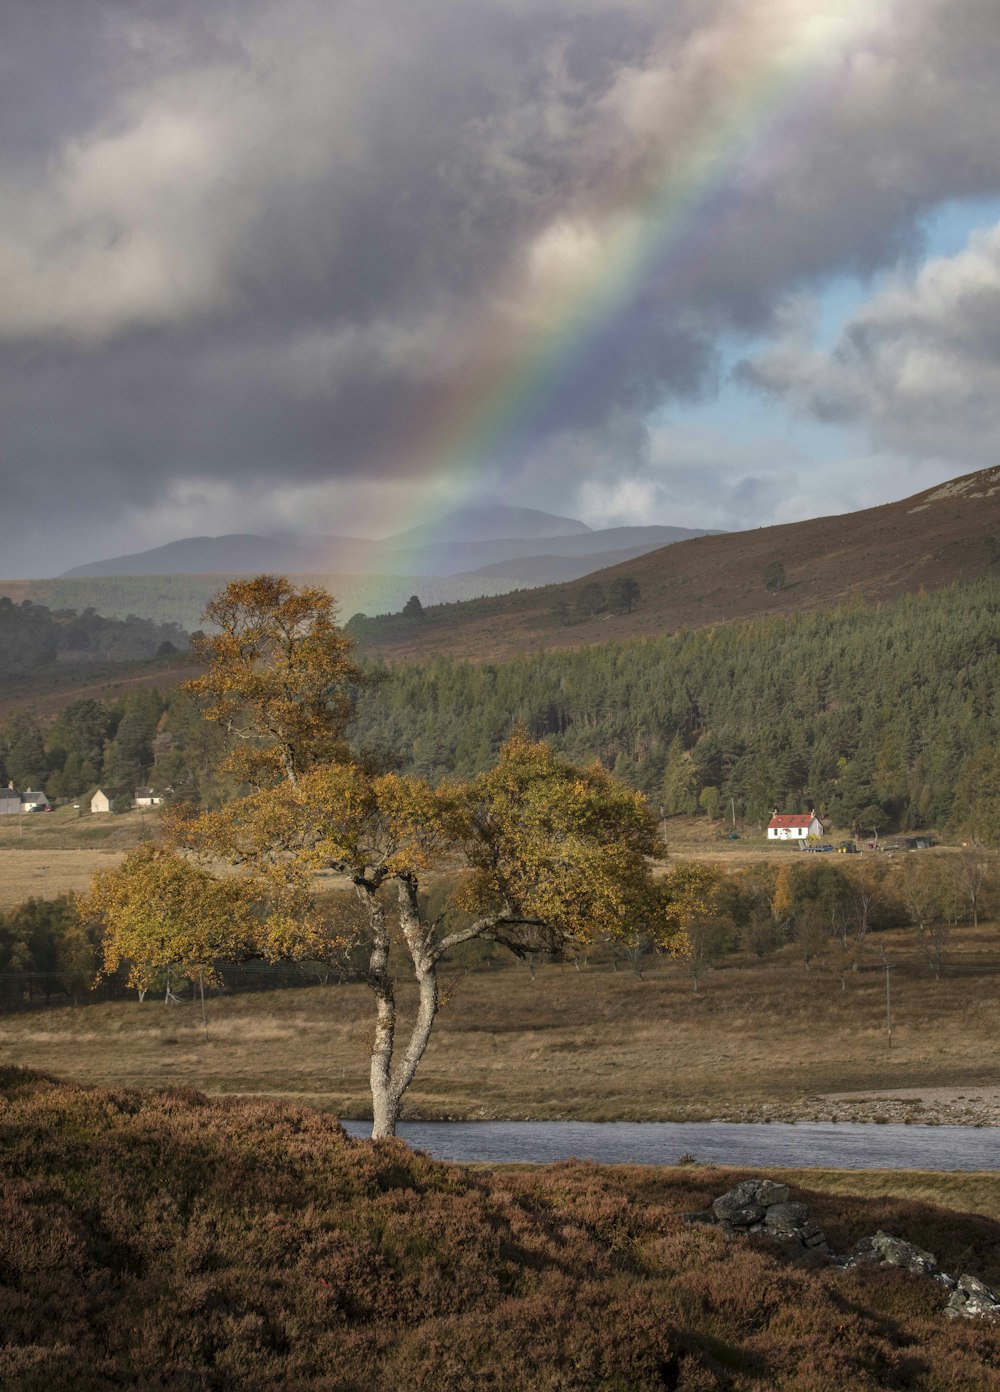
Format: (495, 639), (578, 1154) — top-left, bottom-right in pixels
(360, 877), (442, 1140)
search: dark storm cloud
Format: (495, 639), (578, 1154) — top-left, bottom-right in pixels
(3, 0), (1000, 571)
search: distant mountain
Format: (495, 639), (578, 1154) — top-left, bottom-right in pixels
(451, 541), (703, 588)
(61, 533), (360, 579)
(60, 508), (714, 580)
(351, 465), (1000, 663)
(387, 502), (591, 545)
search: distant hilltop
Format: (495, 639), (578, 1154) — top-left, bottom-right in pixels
(348, 463), (1000, 662)
(60, 501), (718, 584)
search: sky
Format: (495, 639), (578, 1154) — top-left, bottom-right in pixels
(4, 0), (1000, 576)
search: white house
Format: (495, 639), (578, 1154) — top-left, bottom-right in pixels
(90, 788), (115, 814)
(134, 787), (162, 807)
(20, 790), (49, 811)
(767, 811), (824, 841)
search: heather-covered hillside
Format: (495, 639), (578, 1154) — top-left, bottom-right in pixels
(1, 1070), (999, 1389)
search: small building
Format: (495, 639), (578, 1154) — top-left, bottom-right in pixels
(20, 790), (49, 812)
(767, 811), (824, 841)
(0, 786), (21, 816)
(134, 787), (163, 807)
(90, 787), (126, 814)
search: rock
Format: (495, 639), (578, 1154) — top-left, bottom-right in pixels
(712, 1182), (766, 1227)
(700, 1182), (997, 1323)
(762, 1202), (811, 1236)
(850, 1231), (939, 1276)
(946, 1274), (1000, 1321)
(716, 1205), (765, 1229)
(711, 1180), (828, 1247)
(712, 1179), (788, 1228)
(755, 1181), (791, 1207)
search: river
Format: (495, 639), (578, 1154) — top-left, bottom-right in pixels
(341, 1119), (999, 1169)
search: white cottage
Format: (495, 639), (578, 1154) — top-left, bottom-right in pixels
(767, 811), (824, 841)
(133, 787), (162, 807)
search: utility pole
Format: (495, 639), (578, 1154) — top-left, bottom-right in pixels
(884, 961), (893, 1050)
(731, 796), (736, 828)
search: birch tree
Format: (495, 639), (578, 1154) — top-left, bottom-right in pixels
(107, 576), (675, 1139)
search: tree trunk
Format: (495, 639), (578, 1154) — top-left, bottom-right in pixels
(360, 883), (398, 1139)
(359, 876), (443, 1140)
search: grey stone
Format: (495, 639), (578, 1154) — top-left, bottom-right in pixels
(755, 1181), (791, 1207)
(763, 1202), (810, 1234)
(714, 1203), (765, 1227)
(712, 1179), (793, 1227)
(851, 1231), (938, 1276)
(945, 1274), (1000, 1321)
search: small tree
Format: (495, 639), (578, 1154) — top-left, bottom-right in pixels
(662, 862), (723, 990)
(98, 576), (677, 1138)
(576, 582), (604, 619)
(402, 595), (424, 618)
(82, 844), (261, 1000)
(956, 848), (994, 927)
(609, 577), (641, 614)
(891, 857), (950, 980)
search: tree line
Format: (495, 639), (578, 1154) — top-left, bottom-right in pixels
(0, 595), (188, 685)
(7, 577), (1000, 836)
(2, 848), (992, 1013)
(9, 576), (1000, 833)
(0, 687), (228, 802)
(347, 577), (1000, 837)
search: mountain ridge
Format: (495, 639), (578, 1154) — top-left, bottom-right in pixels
(352, 465), (1000, 661)
(60, 507), (715, 581)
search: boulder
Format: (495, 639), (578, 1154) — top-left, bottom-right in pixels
(946, 1275), (1000, 1322)
(762, 1202), (810, 1235)
(712, 1179), (789, 1228)
(695, 1181), (998, 1322)
(850, 1231), (939, 1277)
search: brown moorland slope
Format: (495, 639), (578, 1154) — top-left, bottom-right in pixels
(2, 1069), (999, 1390)
(357, 465), (1000, 661)
(4, 466), (1000, 717)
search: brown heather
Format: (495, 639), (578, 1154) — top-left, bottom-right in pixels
(1, 1070), (999, 1390)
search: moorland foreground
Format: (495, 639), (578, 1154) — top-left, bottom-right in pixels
(1, 1069), (999, 1390)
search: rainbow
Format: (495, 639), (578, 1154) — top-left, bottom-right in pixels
(340, 1), (894, 545)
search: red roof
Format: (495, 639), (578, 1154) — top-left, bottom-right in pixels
(768, 814), (818, 828)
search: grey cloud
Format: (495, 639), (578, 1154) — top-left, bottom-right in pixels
(741, 221), (1000, 460)
(2, 0), (1000, 572)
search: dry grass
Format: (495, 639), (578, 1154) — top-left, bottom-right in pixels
(0, 806), (161, 906)
(1, 923), (996, 1126)
(0, 848), (131, 906)
(0, 808), (960, 915)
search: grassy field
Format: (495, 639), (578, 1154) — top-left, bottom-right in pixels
(0, 805), (157, 906)
(2, 922), (996, 1127)
(0, 806), (952, 909)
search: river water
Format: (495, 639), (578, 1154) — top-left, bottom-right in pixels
(341, 1119), (999, 1169)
